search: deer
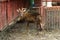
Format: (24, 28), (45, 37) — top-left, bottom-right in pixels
(17, 8), (43, 32)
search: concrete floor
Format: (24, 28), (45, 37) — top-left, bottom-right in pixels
(0, 23), (60, 40)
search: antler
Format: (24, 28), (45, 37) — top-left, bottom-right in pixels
(17, 8), (21, 13)
(17, 8), (27, 13)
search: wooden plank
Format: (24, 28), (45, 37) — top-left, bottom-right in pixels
(13, 1), (18, 19)
(7, 2), (13, 23)
(0, 2), (3, 30)
(0, 2), (7, 30)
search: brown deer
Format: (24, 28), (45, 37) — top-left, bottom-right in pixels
(17, 8), (43, 31)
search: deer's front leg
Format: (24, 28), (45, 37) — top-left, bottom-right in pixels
(26, 22), (29, 32)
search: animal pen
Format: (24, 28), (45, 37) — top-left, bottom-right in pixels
(0, 0), (60, 31)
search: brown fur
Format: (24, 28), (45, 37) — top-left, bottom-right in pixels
(17, 8), (42, 31)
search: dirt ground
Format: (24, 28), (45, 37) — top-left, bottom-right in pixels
(0, 23), (60, 40)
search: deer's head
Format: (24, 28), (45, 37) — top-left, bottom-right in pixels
(17, 8), (27, 16)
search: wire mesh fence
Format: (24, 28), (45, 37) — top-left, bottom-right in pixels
(45, 6), (60, 30)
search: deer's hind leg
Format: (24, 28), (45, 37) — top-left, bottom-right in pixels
(35, 18), (42, 31)
(37, 22), (42, 31)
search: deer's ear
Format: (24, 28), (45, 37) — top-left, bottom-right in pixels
(23, 9), (26, 12)
(17, 9), (19, 12)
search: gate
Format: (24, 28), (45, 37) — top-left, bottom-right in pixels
(45, 6), (60, 29)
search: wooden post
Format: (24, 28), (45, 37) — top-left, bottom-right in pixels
(40, 0), (47, 29)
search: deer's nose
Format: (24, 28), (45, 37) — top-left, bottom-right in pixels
(21, 13), (24, 16)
